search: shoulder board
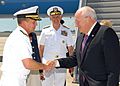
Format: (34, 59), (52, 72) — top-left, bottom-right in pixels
(43, 25), (50, 29)
(62, 25), (70, 29)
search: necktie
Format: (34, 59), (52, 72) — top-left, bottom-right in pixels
(29, 32), (43, 73)
(82, 35), (88, 52)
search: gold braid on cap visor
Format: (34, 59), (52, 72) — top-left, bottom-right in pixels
(50, 12), (61, 15)
(25, 15), (41, 20)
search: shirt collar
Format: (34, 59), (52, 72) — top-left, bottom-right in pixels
(18, 26), (28, 36)
(87, 22), (97, 36)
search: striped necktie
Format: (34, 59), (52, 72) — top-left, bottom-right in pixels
(82, 35), (88, 52)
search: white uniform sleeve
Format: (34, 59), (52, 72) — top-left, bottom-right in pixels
(38, 29), (45, 45)
(67, 30), (74, 46)
(15, 38), (32, 60)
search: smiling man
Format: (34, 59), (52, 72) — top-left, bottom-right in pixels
(38, 6), (74, 86)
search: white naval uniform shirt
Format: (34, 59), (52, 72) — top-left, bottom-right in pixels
(1, 26), (32, 86)
(38, 24), (74, 63)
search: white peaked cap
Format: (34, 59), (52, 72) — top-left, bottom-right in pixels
(47, 6), (64, 16)
(13, 6), (41, 20)
(14, 6), (38, 16)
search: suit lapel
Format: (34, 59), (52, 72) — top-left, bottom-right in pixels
(76, 33), (84, 63)
(80, 22), (101, 65)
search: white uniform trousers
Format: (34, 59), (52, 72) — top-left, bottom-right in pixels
(42, 68), (66, 86)
(26, 70), (42, 86)
(1, 73), (27, 86)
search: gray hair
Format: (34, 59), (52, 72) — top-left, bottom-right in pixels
(77, 6), (97, 20)
(17, 18), (29, 24)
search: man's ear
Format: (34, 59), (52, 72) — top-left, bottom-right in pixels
(49, 16), (52, 20)
(60, 15), (62, 19)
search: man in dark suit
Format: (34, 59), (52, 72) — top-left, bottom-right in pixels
(51, 6), (120, 86)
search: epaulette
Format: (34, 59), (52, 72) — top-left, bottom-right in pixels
(43, 25), (50, 29)
(62, 25), (70, 29)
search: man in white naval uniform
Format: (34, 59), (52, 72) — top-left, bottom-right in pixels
(38, 6), (74, 86)
(0, 6), (53, 86)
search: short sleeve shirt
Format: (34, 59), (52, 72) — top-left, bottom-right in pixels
(1, 26), (32, 75)
(38, 24), (74, 63)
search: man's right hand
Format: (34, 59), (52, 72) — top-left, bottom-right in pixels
(43, 60), (56, 71)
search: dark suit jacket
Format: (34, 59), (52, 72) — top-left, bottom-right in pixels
(58, 22), (120, 86)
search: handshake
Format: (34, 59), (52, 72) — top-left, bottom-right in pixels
(43, 60), (57, 72)
(39, 60), (58, 80)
